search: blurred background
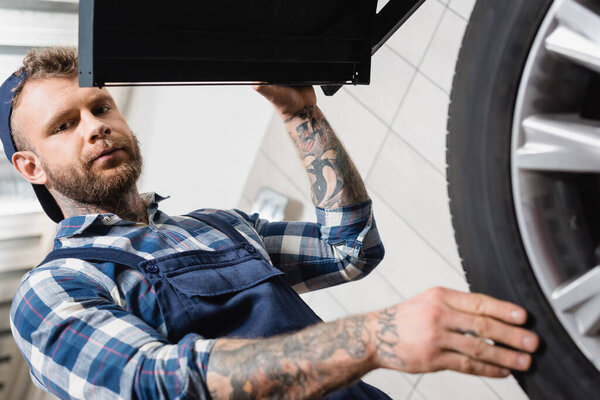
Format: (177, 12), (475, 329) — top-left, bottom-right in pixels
(0, 0), (529, 399)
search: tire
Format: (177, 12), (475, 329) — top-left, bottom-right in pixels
(447, 0), (600, 399)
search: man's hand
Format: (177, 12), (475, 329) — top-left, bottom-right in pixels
(253, 85), (316, 119)
(368, 287), (540, 377)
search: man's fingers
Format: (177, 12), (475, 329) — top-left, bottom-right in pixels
(434, 287), (528, 324)
(442, 312), (539, 353)
(444, 332), (532, 371)
(434, 352), (512, 378)
(252, 84), (279, 99)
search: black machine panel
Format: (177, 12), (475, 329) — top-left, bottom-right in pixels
(78, 0), (425, 93)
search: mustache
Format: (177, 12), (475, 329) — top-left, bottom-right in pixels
(83, 139), (131, 166)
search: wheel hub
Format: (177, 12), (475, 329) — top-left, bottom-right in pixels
(512, 0), (600, 369)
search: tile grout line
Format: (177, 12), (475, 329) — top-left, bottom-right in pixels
(368, 184), (464, 275)
(406, 374), (425, 400)
(360, 67), (418, 184)
(363, 2), (450, 183)
(417, 70), (450, 96)
(384, 2), (469, 271)
(409, 2), (458, 97)
(445, 4), (469, 22)
(480, 379), (506, 400)
(348, 78), (446, 180)
(372, 269), (408, 301)
(415, 2), (450, 71)
(341, 83), (399, 131)
(410, 5), (455, 110)
(363, 0), (449, 183)
(384, 44), (451, 96)
(361, 4), (465, 273)
(386, 124), (446, 178)
(383, 43), (419, 69)
(356, 7), (465, 289)
(362, 4), (466, 276)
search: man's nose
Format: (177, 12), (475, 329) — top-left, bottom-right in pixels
(81, 112), (110, 143)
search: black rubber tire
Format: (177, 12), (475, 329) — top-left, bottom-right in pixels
(447, 0), (600, 399)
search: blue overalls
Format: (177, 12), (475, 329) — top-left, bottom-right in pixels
(42, 212), (391, 399)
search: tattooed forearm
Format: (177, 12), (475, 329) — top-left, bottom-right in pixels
(284, 106), (369, 209)
(374, 307), (406, 369)
(206, 315), (374, 400)
(207, 306), (411, 399)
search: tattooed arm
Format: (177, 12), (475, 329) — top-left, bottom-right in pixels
(207, 287), (540, 399)
(254, 86), (368, 209)
(207, 315), (374, 399)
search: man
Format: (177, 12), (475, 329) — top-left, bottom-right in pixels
(3, 47), (538, 399)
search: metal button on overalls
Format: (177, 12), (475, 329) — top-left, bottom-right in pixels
(42, 212), (391, 399)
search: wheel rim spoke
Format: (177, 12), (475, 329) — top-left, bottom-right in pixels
(574, 294), (600, 336)
(554, 0), (600, 44)
(551, 266), (600, 336)
(516, 115), (600, 172)
(552, 266), (600, 310)
(545, 25), (600, 73)
(546, 0), (600, 73)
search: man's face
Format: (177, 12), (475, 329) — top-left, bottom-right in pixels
(12, 76), (142, 204)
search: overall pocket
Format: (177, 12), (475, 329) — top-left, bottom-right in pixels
(166, 259), (284, 297)
(162, 258), (288, 339)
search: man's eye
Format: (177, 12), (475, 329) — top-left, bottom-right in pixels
(93, 105), (111, 115)
(56, 122), (71, 132)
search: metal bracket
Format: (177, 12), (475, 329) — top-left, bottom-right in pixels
(321, 0), (425, 96)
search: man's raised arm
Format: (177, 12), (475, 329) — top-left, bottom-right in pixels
(253, 85), (368, 209)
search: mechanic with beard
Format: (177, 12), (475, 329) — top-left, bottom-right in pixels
(3, 47), (539, 400)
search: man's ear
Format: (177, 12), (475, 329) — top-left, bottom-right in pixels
(12, 151), (48, 185)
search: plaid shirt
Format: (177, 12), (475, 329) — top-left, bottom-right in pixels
(10, 193), (384, 400)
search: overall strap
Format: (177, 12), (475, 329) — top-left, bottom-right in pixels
(186, 212), (249, 244)
(40, 247), (147, 269)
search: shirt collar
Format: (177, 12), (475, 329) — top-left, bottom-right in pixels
(54, 192), (169, 239)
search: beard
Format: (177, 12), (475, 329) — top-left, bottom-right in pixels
(42, 135), (143, 204)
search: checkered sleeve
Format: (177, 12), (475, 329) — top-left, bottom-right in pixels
(235, 200), (385, 293)
(10, 260), (215, 400)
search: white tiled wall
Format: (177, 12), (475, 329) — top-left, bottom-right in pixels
(239, 1), (529, 399)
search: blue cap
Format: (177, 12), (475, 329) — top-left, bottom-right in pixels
(0, 71), (64, 223)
